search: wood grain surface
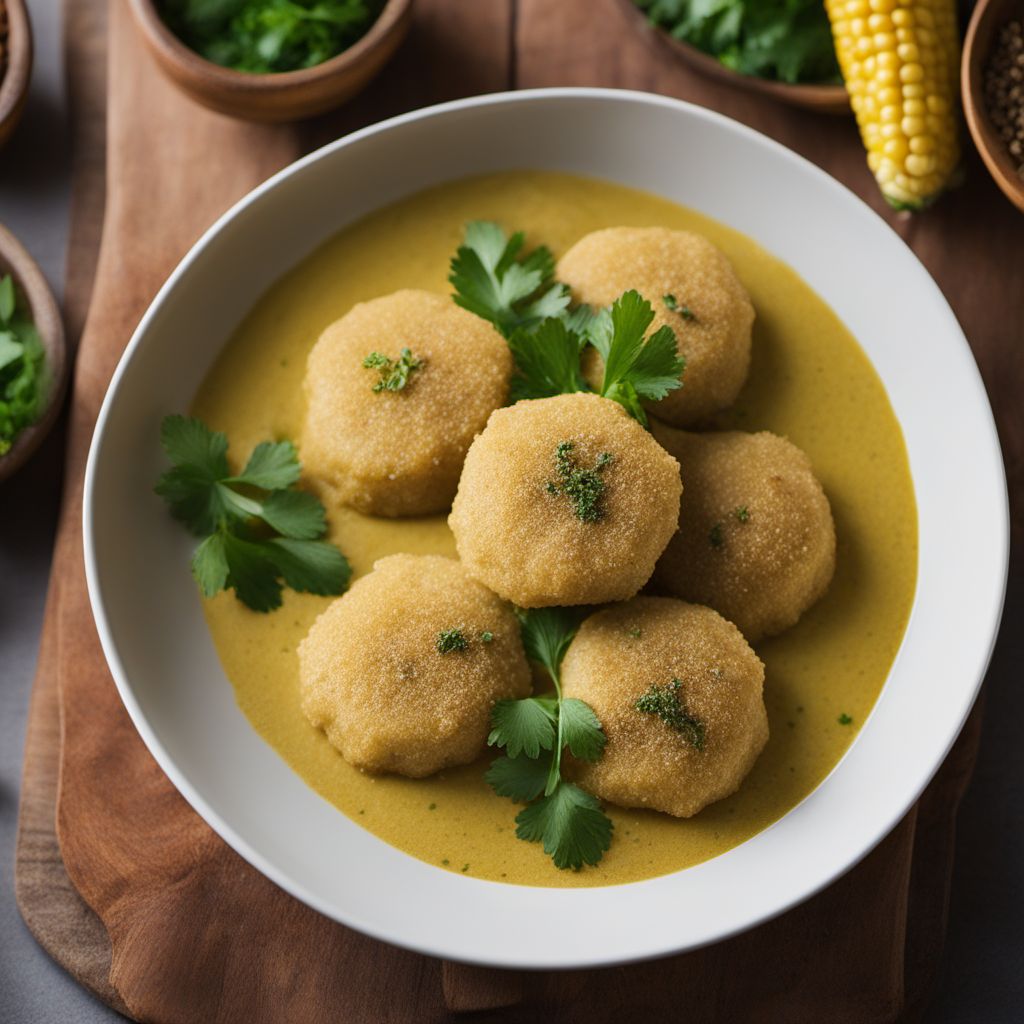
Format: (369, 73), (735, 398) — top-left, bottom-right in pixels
(15, 0), (1021, 1020)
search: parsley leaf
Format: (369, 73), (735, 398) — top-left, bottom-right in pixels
(635, 678), (706, 750)
(156, 415), (351, 612)
(507, 318), (588, 402)
(449, 221), (570, 338)
(485, 752), (552, 802)
(514, 781), (614, 871)
(590, 290), (685, 427)
(0, 274), (48, 457)
(486, 607), (613, 870)
(488, 697), (557, 758)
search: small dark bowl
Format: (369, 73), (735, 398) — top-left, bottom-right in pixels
(0, 223), (67, 483)
(128, 0), (413, 122)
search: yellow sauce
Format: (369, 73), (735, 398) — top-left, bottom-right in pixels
(193, 171), (917, 888)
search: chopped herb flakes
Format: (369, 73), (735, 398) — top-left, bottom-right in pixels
(546, 441), (613, 523)
(436, 627), (469, 654)
(709, 522), (725, 548)
(663, 293), (696, 322)
(734, 505), (750, 522)
(628, 627), (642, 639)
(362, 347), (423, 393)
(635, 678), (706, 750)
(480, 630), (494, 644)
(838, 713), (853, 726)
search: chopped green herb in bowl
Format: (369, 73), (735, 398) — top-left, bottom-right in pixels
(0, 273), (49, 459)
(158, 0), (385, 74)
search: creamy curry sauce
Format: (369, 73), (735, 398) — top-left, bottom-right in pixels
(193, 171), (917, 887)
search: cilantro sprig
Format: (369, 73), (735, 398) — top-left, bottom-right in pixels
(155, 415), (351, 612)
(0, 274), (48, 457)
(449, 221), (570, 339)
(485, 608), (613, 870)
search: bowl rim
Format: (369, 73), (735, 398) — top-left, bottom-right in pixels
(82, 87), (1010, 969)
(961, 0), (1024, 213)
(0, 0), (34, 138)
(128, 0), (412, 90)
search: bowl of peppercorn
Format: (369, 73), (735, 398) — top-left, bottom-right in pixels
(0, 0), (33, 149)
(963, 0), (1024, 213)
(129, 0), (412, 122)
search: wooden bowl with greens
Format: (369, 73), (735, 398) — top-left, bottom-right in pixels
(0, 223), (67, 483)
(626, 0), (851, 116)
(129, 0), (412, 122)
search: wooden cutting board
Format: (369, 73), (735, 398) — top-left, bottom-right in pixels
(15, 0), (1021, 1020)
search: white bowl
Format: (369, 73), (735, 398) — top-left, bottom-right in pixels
(84, 89), (1008, 969)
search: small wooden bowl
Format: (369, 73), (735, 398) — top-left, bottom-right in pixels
(128, 0), (413, 122)
(0, 223), (67, 483)
(623, 1), (850, 116)
(962, 0), (1024, 213)
(0, 0), (33, 149)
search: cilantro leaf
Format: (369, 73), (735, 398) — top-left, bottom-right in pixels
(559, 698), (606, 762)
(514, 782), (614, 871)
(485, 752), (552, 802)
(506, 318), (589, 402)
(156, 415), (350, 612)
(516, 606), (585, 682)
(488, 697), (557, 758)
(449, 221), (570, 338)
(0, 276), (14, 322)
(592, 290), (685, 427)
(231, 439), (301, 490)
(0, 275), (50, 457)
(0, 332), (23, 373)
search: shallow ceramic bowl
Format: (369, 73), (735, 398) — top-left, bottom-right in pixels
(962, 0), (1024, 213)
(128, 0), (412, 122)
(0, 223), (67, 483)
(84, 89), (1008, 969)
(0, 0), (33, 149)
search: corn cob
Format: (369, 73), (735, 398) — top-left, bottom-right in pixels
(825, 0), (962, 210)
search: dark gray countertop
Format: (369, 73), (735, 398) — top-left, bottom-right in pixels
(0, 1), (1019, 1020)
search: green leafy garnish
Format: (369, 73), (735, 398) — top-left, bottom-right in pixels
(709, 522), (724, 548)
(480, 630), (494, 644)
(838, 713), (853, 726)
(485, 608), (612, 871)
(362, 347), (423, 393)
(635, 678), (706, 750)
(158, 0), (382, 74)
(635, 0), (841, 85)
(0, 274), (48, 457)
(734, 505), (750, 523)
(545, 442), (613, 523)
(663, 293), (696, 322)
(436, 627), (469, 654)
(449, 221), (570, 339)
(507, 317), (589, 402)
(155, 415), (350, 612)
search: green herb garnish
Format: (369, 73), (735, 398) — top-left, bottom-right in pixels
(838, 713), (853, 726)
(158, 0), (382, 74)
(663, 293), (695, 321)
(635, 0), (841, 85)
(155, 415), (350, 612)
(436, 627), (469, 654)
(545, 442), (613, 523)
(734, 505), (750, 522)
(635, 678), (706, 750)
(485, 608), (613, 871)
(628, 627), (642, 638)
(362, 347), (423, 393)
(0, 274), (48, 457)
(449, 221), (570, 339)
(709, 522), (725, 548)
(480, 630), (494, 644)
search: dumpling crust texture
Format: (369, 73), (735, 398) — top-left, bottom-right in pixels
(653, 425), (837, 642)
(301, 289), (512, 517)
(557, 227), (754, 427)
(561, 597), (768, 818)
(298, 554), (531, 778)
(449, 392), (682, 608)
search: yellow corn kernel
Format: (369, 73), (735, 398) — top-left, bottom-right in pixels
(827, 0), (962, 208)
